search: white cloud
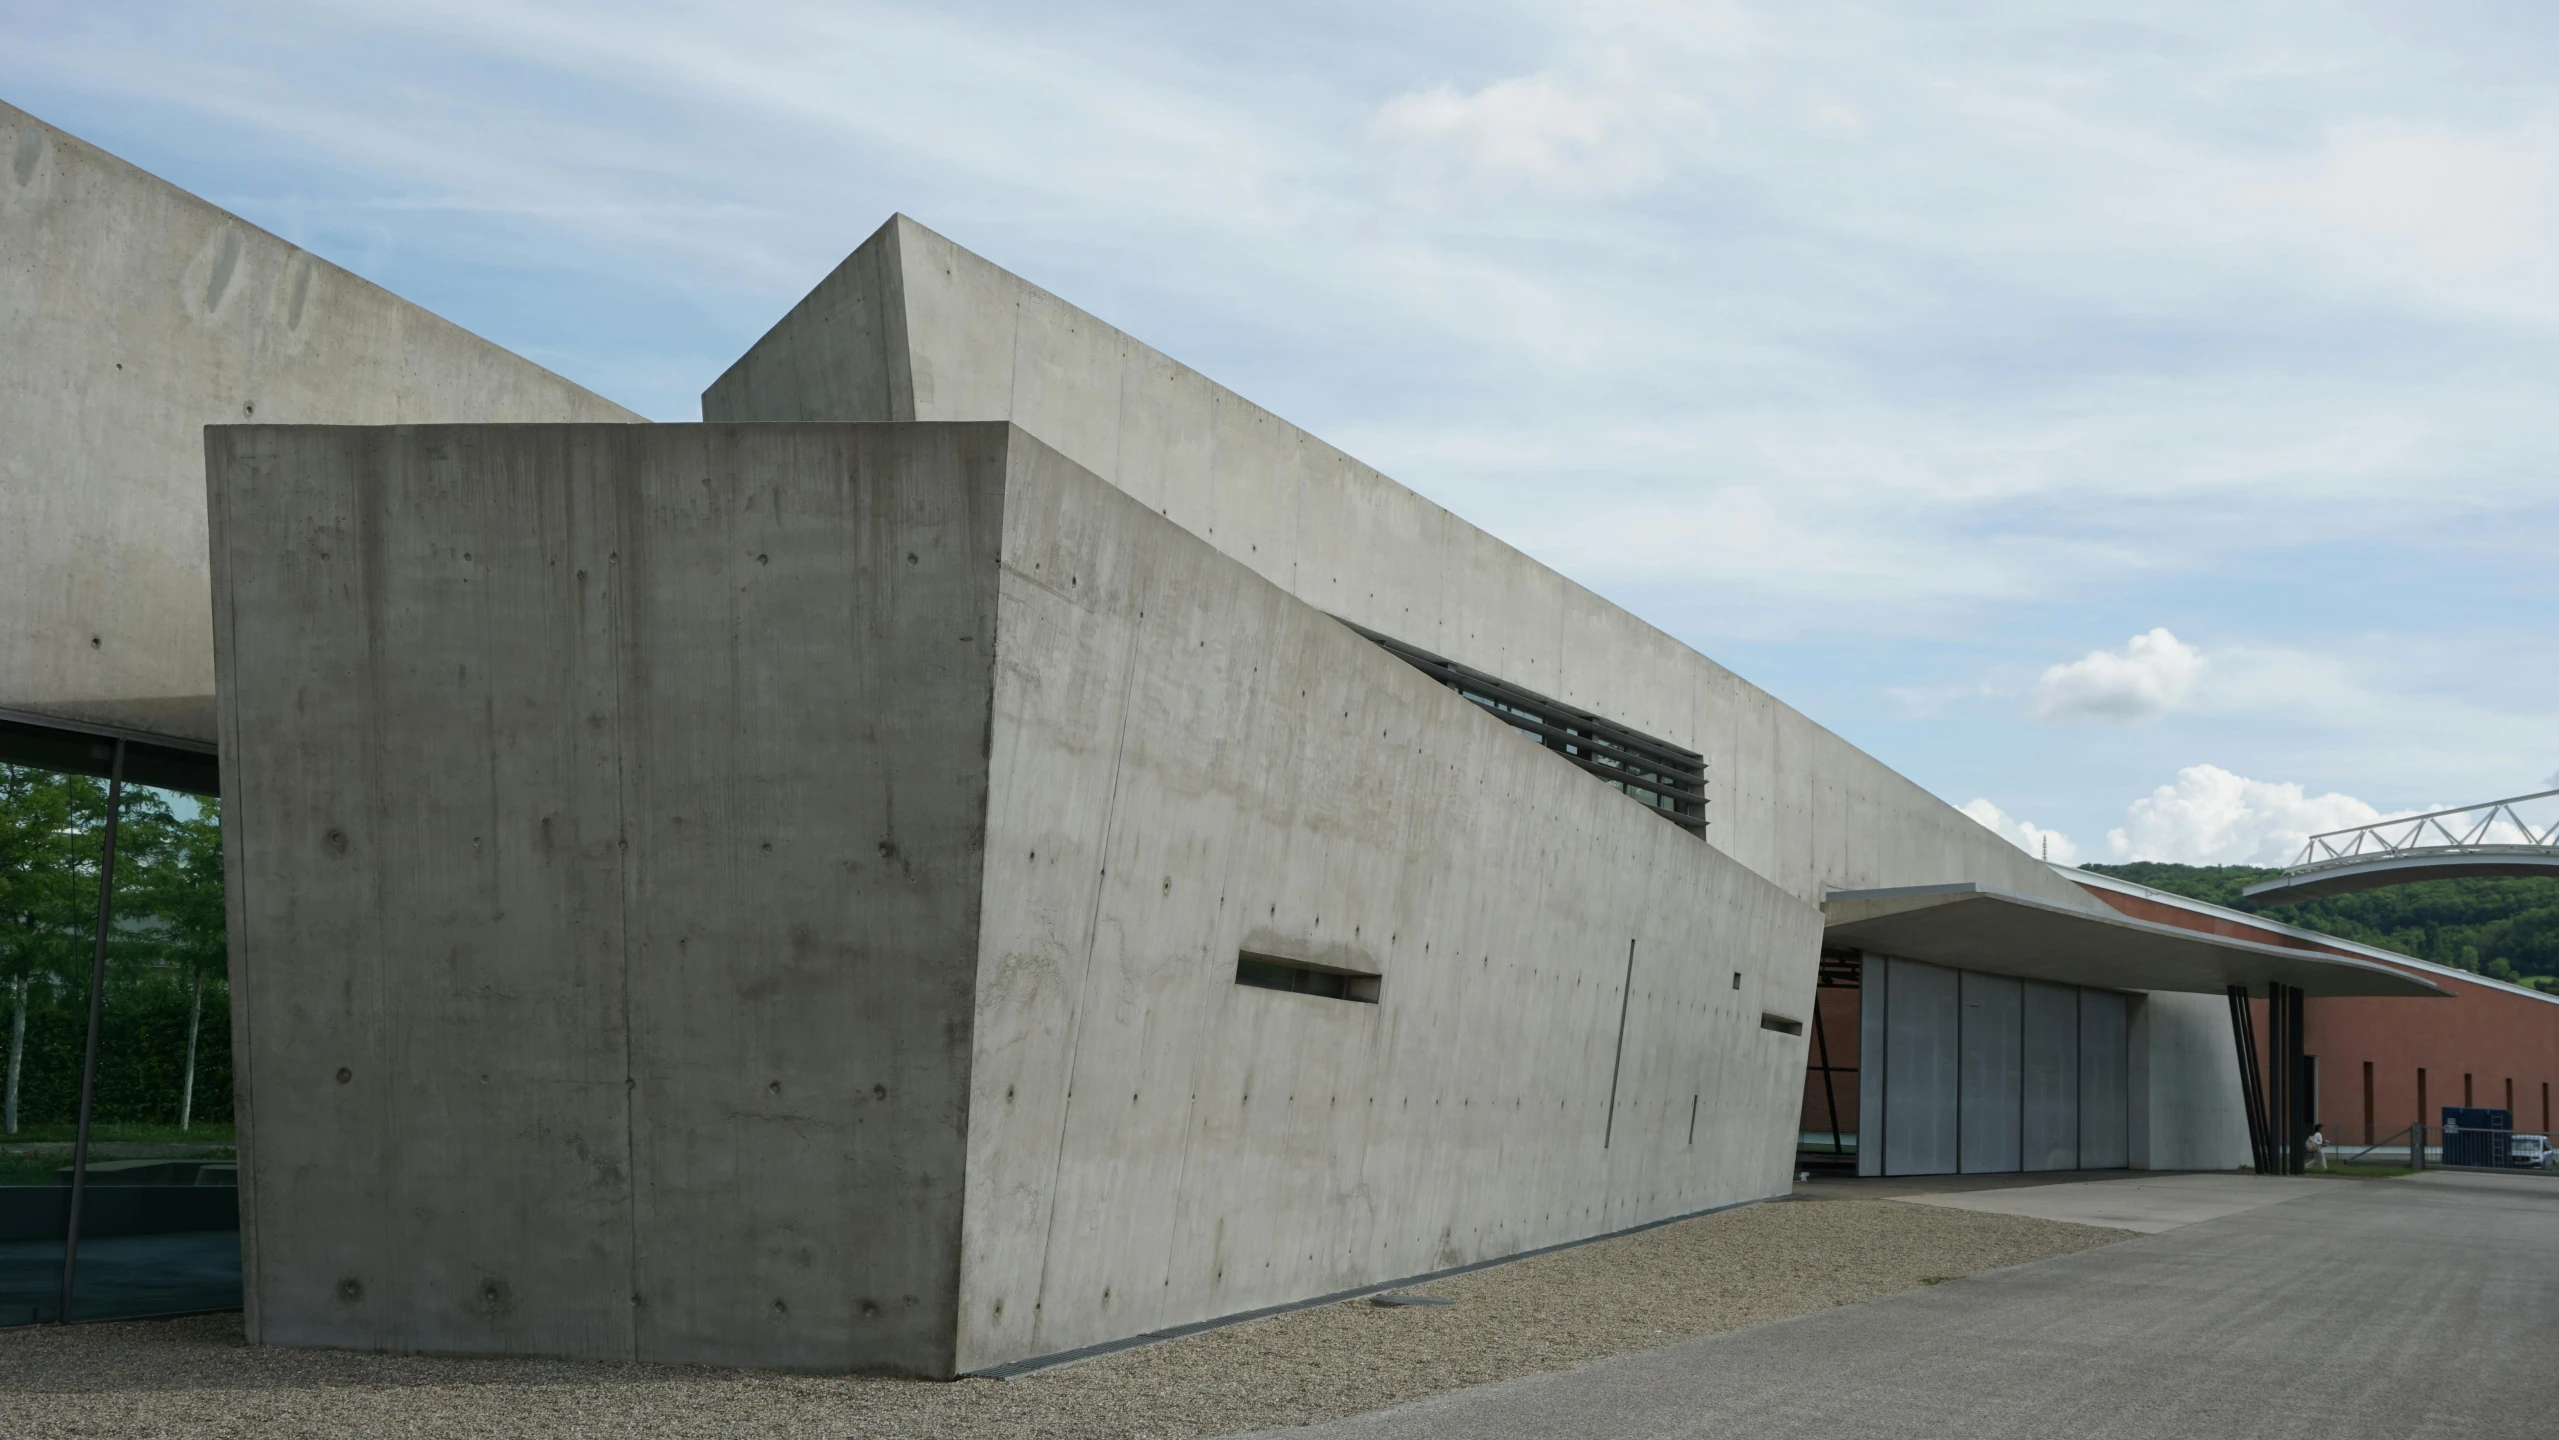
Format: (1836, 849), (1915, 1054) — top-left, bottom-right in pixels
(1376, 74), (1642, 186)
(1961, 798), (2080, 865)
(12, 0), (2559, 814)
(2032, 628), (2204, 723)
(2297, 125), (2544, 273)
(17, 1), (2559, 636)
(2105, 764), (2386, 866)
(1802, 97), (1865, 138)
(2247, 120), (2559, 321)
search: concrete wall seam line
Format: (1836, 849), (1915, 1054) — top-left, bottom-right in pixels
(1011, 426), (1152, 1362)
(204, 431), (262, 1342)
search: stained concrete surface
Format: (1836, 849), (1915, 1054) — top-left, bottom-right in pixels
(209, 423), (1011, 1374)
(1892, 1171), (2324, 1233)
(1240, 1170), (2559, 1439)
(952, 426), (1817, 1370)
(207, 421), (1820, 1374)
(0, 100), (637, 746)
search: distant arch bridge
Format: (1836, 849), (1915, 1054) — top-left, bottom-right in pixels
(2242, 788), (2559, 903)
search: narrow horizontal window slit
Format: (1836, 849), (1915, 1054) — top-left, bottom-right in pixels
(1236, 952), (1379, 1004)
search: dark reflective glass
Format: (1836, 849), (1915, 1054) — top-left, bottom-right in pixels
(0, 762), (239, 1326)
(1, 760), (99, 1324)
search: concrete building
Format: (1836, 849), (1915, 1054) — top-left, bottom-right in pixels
(6, 104), (2446, 1371)
(0, 99), (636, 770)
(0, 98), (638, 1329)
(207, 419), (1817, 1373)
(204, 217), (2435, 1374)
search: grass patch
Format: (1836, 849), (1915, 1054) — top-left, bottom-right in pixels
(0, 1153), (66, 1185)
(0, 1124), (236, 1186)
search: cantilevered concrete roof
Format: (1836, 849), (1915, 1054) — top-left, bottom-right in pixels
(1823, 883), (2446, 998)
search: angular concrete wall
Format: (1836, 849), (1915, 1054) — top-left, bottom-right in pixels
(209, 423), (1003, 1373)
(211, 420), (1818, 1373)
(2, 101), (638, 745)
(702, 216), (2100, 916)
(955, 437), (1816, 1368)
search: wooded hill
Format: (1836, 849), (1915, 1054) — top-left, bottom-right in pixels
(2082, 862), (2559, 990)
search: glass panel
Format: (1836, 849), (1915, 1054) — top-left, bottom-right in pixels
(1882, 958), (1960, 1176)
(66, 779), (239, 1322)
(0, 762), (239, 1326)
(0, 759), (98, 1325)
(1797, 960), (1859, 1162)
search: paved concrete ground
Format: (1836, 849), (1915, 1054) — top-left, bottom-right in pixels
(1794, 1166), (2216, 1197)
(1239, 1170), (2558, 1440)
(1892, 1171), (2325, 1233)
(0, 1195), (2119, 1438)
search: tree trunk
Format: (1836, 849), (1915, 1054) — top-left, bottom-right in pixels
(180, 969), (203, 1133)
(5, 975), (23, 1136)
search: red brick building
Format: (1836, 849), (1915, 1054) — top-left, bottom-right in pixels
(2074, 869), (2559, 1145)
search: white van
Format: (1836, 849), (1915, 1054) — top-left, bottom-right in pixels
(2508, 1134), (2555, 1169)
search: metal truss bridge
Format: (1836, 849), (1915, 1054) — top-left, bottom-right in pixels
(2242, 788), (2559, 903)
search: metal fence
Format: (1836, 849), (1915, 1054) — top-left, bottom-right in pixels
(2327, 1124), (2558, 1172)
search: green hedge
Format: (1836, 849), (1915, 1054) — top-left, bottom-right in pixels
(3, 983), (233, 1130)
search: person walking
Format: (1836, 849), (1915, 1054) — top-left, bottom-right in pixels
(2305, 1126), (2328, 1171)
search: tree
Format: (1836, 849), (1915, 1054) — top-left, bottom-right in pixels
(119, 797), (226, 1128)
(0, 763), (90, 1134)
(0, 763), (221, 1134)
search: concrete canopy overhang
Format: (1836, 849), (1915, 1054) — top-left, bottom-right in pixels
(1822, 883), (2446, 999)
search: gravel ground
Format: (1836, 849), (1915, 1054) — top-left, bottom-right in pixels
(0, 1198), (2127, 1439)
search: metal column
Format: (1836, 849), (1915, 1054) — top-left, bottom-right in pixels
(2279, 983), (2307, 1175)
(2228, 984), (2272, 1175)
(2260, 981), (2307, 1176)
(58, 738), (125, 1323)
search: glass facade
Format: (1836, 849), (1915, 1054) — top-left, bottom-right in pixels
(0, 731), (236, 1326)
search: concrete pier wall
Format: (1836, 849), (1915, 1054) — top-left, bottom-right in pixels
(208, 423), (1004, 1372)
(1, 101), (636, 746)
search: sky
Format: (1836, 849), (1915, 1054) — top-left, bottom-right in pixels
(8, 0), (2558, 868)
